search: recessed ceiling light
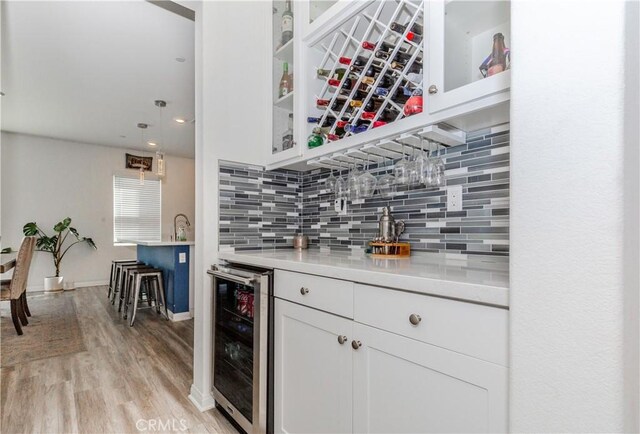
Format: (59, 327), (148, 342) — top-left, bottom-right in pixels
(176, 57), (186, 63)
(174, 118), (186, 124)
(0, 91), (5, 96)
(147, 141), (157, 147)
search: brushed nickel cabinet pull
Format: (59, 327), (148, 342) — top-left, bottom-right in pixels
(351, 340), (362, 350)
(409, 313), (422, 325)
(300, 287), (309, 295)
(338, 335), (347, 345)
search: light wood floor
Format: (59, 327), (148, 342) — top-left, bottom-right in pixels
(1, 286), (238, 434)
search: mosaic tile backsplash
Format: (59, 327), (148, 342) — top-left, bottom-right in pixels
(219, 125), (510, 256)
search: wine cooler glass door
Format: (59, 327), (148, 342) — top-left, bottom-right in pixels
(211, 269), (259, 433)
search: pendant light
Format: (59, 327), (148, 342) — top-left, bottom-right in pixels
(137, 123), (148, 185)
(155, 100), (166, 178)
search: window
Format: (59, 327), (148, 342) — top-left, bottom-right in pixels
(113, 175), (161, 244)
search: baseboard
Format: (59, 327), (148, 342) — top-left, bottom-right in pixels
(188, 384), (216, 412)
(168, 310), (193, 322)
(27, 280), (109, 292)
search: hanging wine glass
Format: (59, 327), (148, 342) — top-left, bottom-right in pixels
(432, 142), (446, 187)
(408, 142), (421, 185)
(325, 167), (337, 193)
(358, 153), (378, 199)
(394, 143), (411, 185)
(423, 140), (436, 187)
(414, 136), (429, 185)
(335, 161), (347, 199)
(377, 156), (396, 199)
(348, 162), (363, 200)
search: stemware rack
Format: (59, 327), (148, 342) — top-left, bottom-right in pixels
(308, 0), (425, 144)
(307, 123), (466, 170)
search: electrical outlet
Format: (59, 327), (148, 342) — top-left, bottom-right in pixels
(447, 185), (463, 211)
(179, 252), (187, 263)
(334, 197), (347, 216)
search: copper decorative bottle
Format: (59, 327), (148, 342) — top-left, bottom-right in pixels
(479, 33), (510, 78)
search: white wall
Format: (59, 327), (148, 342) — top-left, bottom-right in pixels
(1, 131), (195, 290)
(190, 0), (270, 410)
(510, 1), (638, 431)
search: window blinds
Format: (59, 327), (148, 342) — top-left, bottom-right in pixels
(113, 175), (161, 243)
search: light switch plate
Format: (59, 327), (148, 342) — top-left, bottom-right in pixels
(447, 185), (463, 211)
(179, 252), (187, 263)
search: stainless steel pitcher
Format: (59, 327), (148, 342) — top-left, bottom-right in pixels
(377, 206), (405, 243)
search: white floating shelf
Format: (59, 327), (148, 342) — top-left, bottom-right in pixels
(274, 92), (294, 111)
(274, 39), (294, 63)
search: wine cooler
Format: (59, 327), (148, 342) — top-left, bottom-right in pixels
(208, 264), (274, 434)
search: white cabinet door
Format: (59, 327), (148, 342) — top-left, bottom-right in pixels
(274, 299), (353, 434)
(352, 322), (508, 434)
(427, 0), (511, 113)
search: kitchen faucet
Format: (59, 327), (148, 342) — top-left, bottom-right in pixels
(174, 213), (191, 241)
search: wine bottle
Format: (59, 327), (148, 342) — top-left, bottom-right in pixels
(282, 114), (294, 150)
(361, 107), (400, 122)
(307, 127), (325, 148)
(391, 60), (422, 74)
(279, 62), (291, 98)
(338, 55), (369, 66)
(317, 68), (346, 80)
(350, 98), (379, 112)
(362, 40), (407, 53)
(375, 50), (414, 63)
(281, 0), (293, 45)
(372, 120), (387, 128)
(479, 33), (510, 78)
(389, 21), (423, 36)
(327, 134), (340, 141)
(335, 120), (348, 138)
(328, 77), (354, 90)
(307, 116), (337, 126)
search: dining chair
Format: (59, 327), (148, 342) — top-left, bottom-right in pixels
(1, 236), (37, 335)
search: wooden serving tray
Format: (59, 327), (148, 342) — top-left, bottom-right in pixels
(369, 242), (411, 258)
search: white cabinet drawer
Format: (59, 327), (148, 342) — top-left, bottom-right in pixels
(354, 284), (508, 366)
(275, 270), (354, 318)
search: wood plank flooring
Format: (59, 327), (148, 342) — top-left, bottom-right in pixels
(1, 286), (238, 434)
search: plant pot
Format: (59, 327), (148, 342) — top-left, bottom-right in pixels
(44, 276), (64, 292)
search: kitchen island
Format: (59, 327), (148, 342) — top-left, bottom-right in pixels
(124, 240), (195, 320)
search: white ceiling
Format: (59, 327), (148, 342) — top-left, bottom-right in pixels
(1, 0), (195, 158)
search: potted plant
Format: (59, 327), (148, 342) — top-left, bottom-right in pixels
(23, 217), (97, 292)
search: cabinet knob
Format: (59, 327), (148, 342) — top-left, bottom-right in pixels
(300, 287), (309, 295)
(409, 313), (422, 326)
(428, 85), (438, 94)
(338, 335), (347, 345)
(351, 340), (362, 350)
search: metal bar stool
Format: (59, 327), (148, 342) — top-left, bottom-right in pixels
(116, 263), (151, 311)
(108, 259), (137, 300)
(122, 265), (158, 318)
(126, 269), (168, 326)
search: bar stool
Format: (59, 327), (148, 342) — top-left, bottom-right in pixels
(125, 269), (168, 326)
(108, 259), (137, 299)
(117, 263), (154, 312)
(111, 261), (144, 306)
(122, 264), (158, 316)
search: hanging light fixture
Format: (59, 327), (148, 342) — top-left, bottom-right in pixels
(137, 123), (148, 185)
(155, 100), (167, 178)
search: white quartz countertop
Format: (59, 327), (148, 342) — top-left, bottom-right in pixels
(123, 240), (195, 247)
(218, 249), (510, 307)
